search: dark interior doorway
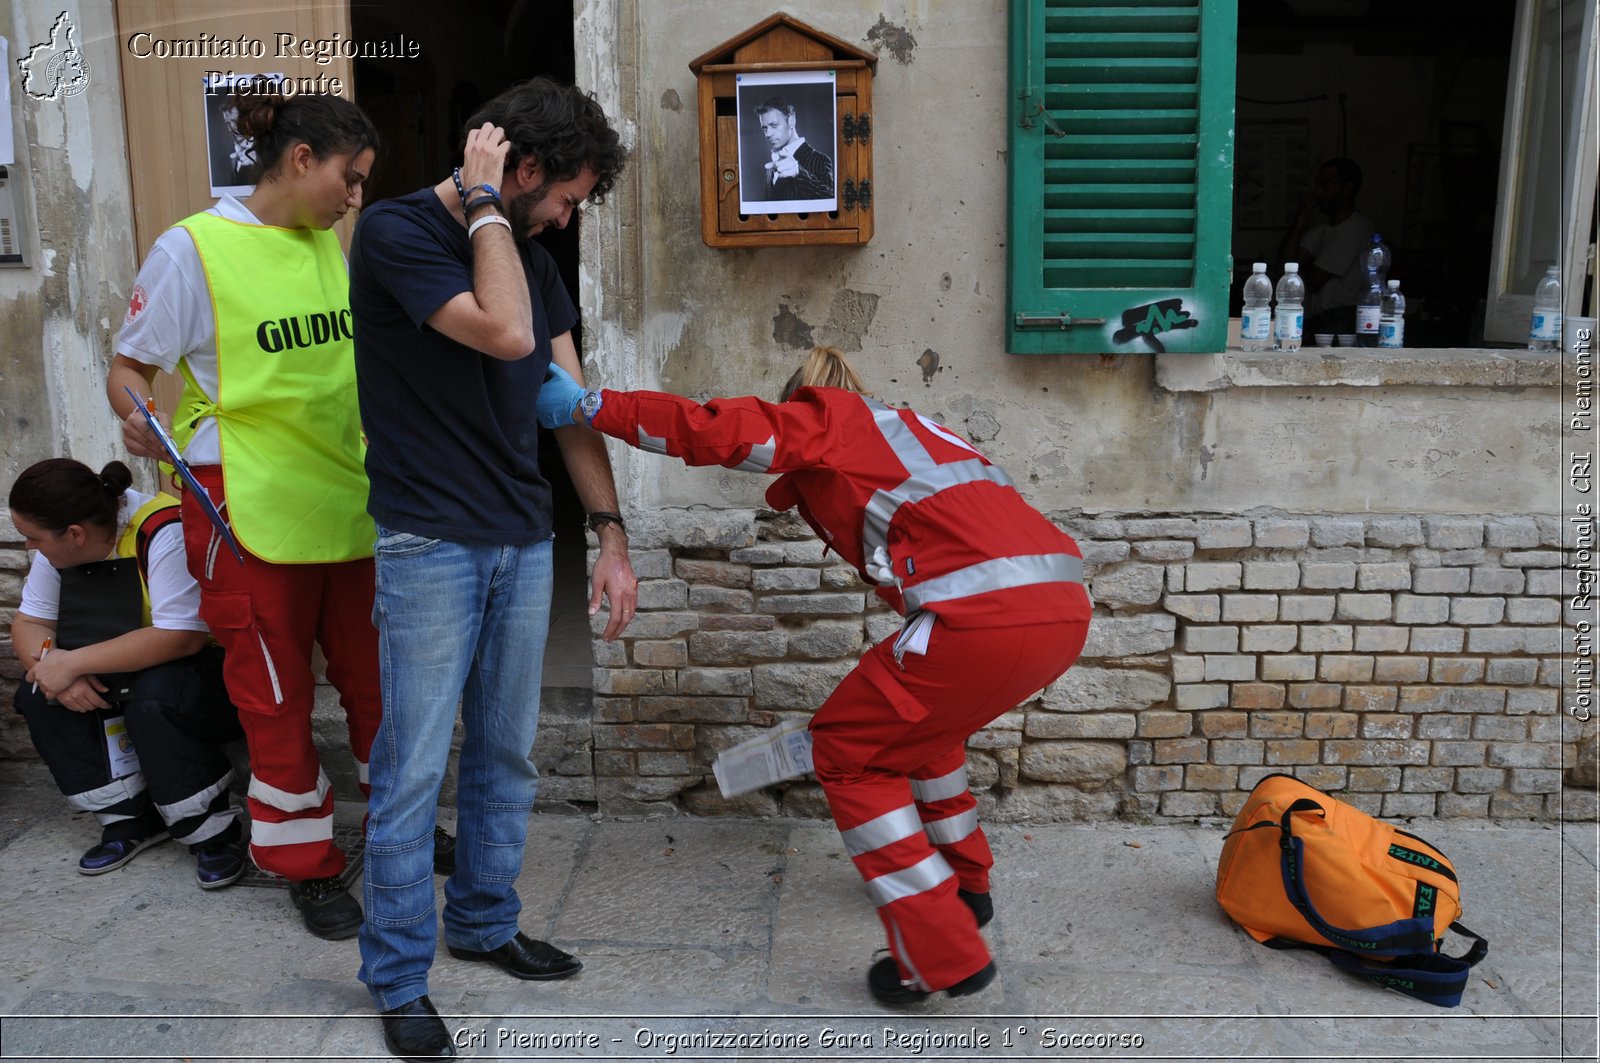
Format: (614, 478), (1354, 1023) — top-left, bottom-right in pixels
(1233, 0), (1517, 346)
(350, 0), (592, 687)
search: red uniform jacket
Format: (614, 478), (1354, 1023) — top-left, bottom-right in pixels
(591, 387), (1091, 629)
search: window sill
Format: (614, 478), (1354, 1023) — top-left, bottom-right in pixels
(1154, 347), (1562, 392)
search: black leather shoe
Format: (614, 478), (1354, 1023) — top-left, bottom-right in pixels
(446, 932), (582, 980)
(959, 888), (993, 928)
(380, 995), (455, 1061)
(288, 875), (363, 940)
(867, 956), (997, 1006)
(432, 825), (455, 876)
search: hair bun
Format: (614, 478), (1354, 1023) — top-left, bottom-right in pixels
(97, 460), (133, 495)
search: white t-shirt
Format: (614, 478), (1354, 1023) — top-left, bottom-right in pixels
(115, 195), (263, 465)
(1303, 212), (1374, 316)
(18, 490), (209, 634)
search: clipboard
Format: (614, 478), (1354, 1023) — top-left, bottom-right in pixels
(123, 386), (244, 565)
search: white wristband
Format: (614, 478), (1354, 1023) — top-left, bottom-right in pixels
(468, 214), (512, 239)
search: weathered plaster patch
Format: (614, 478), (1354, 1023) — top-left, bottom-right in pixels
(866, 15), (917, 64)
(773, 302), (815, 349)
(817, 289), (880, 352)
(660, 89), (682, 112)
(916, 347), (940, 384)
(966, 408), (1000, 443)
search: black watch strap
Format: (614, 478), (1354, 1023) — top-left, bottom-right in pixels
(587, 511), (626, 533)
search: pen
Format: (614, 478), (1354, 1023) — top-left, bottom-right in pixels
(31, 636), (52, 694)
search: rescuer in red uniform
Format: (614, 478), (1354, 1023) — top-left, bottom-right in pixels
(542, 347), (1092, 1004)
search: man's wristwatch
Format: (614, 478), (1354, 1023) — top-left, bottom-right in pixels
(587, 511), (626, 534)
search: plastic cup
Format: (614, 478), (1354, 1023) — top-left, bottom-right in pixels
(1565, 316), (1597, 353)
(1337, 334), (1358, 347)
(1313, 333), (1334, 347)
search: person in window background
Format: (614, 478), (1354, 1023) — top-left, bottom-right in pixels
(1277, 156), (1374, 335)
(540, 346), (1093, 1006)
(107, 84), (389, 943)
(10, 458), (245, 889)
(756, 96), (835, 200)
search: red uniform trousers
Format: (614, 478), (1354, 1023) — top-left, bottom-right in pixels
(810, 615), (1089, 992)
(182, 465), (382, 882)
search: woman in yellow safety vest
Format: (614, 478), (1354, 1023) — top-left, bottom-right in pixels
(106, 82), (391, 941)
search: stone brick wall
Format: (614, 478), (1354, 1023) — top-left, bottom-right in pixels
(5, 510), (1594, 825)
(588, 507), (1596, 822)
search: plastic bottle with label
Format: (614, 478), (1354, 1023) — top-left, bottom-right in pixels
(1528, 266), (1562, 351)
(1378, 279), (1406, 348)
(1274, 262), (1305, 352)
(1240, 261), (1273, 351)
(1354, 238), (1388, 347)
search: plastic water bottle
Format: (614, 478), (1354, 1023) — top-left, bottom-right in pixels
(1274, 262), (1305, 352)
(1366, 233), (1391, 286)
(1528, 266), (1563, 351)
(1355, 239), (1387, 347)
(1240, 262), (1273, 351)
(1379, 279), (1406, 348)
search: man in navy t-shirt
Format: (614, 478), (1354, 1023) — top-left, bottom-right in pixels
(349, 77), (637, 1062)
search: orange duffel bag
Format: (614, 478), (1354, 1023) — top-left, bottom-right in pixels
(1216, 773), (1487, 1007)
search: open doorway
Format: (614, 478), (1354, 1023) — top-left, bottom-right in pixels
(350, 0), (592, 688)
(1232, 0), (1517, 347)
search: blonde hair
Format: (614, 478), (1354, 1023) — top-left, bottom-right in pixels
(779, 346), (866, 401)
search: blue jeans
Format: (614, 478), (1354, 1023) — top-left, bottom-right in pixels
(357, 527), (552, 1010)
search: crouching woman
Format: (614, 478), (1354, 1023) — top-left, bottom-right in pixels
(10, 458), (245, 887)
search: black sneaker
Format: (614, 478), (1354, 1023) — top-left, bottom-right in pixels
(433, 825), (456, 876)
(867, 955), (997, 1006)
(959, 888), (994, 928)
(288, 875), (363, 940)
(78, 831), (169, 875)
(194, 838), (246, 890)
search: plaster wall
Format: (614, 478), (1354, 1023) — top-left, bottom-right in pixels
(592, 0), (1560, 520)
(0, 1), (139, 518)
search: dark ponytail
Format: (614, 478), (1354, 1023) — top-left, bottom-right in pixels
(230, 78), (379, 183)
(9, 458), (131, 535)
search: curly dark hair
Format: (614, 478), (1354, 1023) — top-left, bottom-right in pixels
(465, 77), (627, 203)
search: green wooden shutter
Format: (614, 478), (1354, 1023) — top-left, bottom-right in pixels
(1008, 0), (1237, 354)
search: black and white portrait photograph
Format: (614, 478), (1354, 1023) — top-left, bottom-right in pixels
(736, 69), (837, 215)
(203, 73), (280, 197)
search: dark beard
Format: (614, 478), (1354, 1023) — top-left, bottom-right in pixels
(506, 177), (552, 239)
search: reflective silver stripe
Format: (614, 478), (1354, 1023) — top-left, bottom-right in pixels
(249, 814), (333, 847)
(94, 811), (140, 826)
(922, 807), (980, 847)
(910, 765), (968, 804)
(638, 426), (670, 456)
(864, 852), (954, 907)
(888, 916), (930, 992)
(356, 758), (369, 786)
(248, 769), (330, 813)
(155, 770), (234, 825)
(901, 552), (1084, 612)
(859, 397), (1014, 567)
(840, 805), (924, 857)
(170, 810), (237, 847)
(734, 435), (776, 473)
(256, 631), (283, 704)
(66, 773), (146, 814)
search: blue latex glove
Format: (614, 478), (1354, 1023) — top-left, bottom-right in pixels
(537, 362), (588, 429)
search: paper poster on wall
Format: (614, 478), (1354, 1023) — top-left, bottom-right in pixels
(0, 38), (14, 164)
(204, 73), (282, 198)
(736, 69), (837, 216)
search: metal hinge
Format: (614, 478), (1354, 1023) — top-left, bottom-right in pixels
(1014, 312), (1106, 330)
(842, 112), (872, 144)
(844, 178), (873, 212)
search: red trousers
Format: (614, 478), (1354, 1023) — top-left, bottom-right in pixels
(810, 616), (1088, 992)
(182, 466), (382, 881)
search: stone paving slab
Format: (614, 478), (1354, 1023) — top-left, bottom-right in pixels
(0, 759), (1593, 1063)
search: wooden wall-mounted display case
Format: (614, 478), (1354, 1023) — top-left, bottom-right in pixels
(688, 13), (877, 248)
